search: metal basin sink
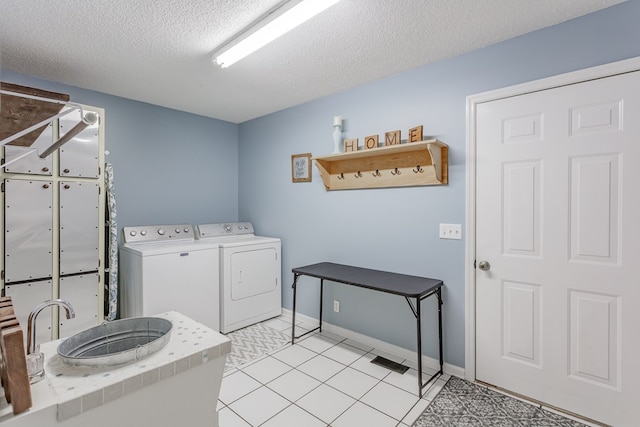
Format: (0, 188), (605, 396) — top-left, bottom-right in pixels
(57, 317), (172, 367)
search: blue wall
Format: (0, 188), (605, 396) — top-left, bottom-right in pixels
(0, 70), (239, 228)
(3, 1), (639, 370)
(238, 1), (640, 369)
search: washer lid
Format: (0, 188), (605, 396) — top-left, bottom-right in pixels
(121, 240), (218, 256)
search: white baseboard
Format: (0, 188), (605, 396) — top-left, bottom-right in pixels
(283, 308), (464, 379)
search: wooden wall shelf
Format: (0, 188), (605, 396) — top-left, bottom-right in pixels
(313, 140), (448, 190)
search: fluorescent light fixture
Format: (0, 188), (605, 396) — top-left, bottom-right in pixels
(214, 0), (340, 68)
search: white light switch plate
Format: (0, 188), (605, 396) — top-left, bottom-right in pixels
(439, 223), (462, 240)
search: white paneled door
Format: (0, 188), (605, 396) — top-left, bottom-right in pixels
(475, 71), (640, 426)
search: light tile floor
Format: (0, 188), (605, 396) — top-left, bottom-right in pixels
(218, 313), (447, 427)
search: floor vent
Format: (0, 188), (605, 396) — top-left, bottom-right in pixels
(370, 356), (409, 374)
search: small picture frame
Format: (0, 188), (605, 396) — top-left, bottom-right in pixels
(291, 153), (312, 182)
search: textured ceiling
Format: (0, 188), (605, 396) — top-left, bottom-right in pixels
(0, 0), (624, 123)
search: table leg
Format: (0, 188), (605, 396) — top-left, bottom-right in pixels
(416, 296), (423, 398)
(319, 279), (324, 333)
(291, 273), (322, 344)
(437, 288), (443, 374)
(291, 273), (300, 345)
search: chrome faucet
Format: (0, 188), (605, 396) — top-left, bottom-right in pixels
(27, 299), (75, 354)
(26, 299), (75, 384)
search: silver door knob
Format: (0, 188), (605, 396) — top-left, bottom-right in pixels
(478, 261), (491, 271)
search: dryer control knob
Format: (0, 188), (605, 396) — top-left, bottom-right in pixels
(224, 224), (232, 232)
(158, 228), (165, 235)
(141, 230), (147, 236)
(184, 228), (190, 233)
(129, 230), (137, 237)
(175, 228), (181, 233)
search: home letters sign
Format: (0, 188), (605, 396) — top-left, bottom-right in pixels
(345, 125), (424, 152)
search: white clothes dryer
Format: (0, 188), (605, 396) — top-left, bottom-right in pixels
(119, 224), (220, 331)
(196, 222), (281, 333)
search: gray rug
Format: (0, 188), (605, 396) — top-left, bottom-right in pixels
(224, 322), (290, 371)
(413, 376), (588, 426)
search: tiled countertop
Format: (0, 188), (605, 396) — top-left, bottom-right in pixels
(0, 311), (231, 423)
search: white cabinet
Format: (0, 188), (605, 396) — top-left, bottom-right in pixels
(4, 179), (53, 283)
(58, 108), (100, 178)
(59, 181), (100, 275)
(4, 280), (52, 347)
(59, 274), (99, 338)
(3, 123), (53, 176)
(1, 103), (105, 344)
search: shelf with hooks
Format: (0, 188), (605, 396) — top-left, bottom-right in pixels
(313, 139), (448, 190)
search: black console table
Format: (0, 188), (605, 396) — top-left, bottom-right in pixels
(290, 262), (443, 398)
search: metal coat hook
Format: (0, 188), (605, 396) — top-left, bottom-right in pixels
(337, 173), (345, 180)
(354, 171), (362, 178)
(390, 168), (401, 175)
(372, 169), (381, 177)
(413, 165), (424, 173)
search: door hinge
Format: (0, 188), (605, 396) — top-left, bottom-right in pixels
(473, 259), (476, 269)
(1, 182), (4, 193)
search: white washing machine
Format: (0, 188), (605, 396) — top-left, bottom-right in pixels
(196, 222), (281, 333)
(119, 224), (220, 331)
